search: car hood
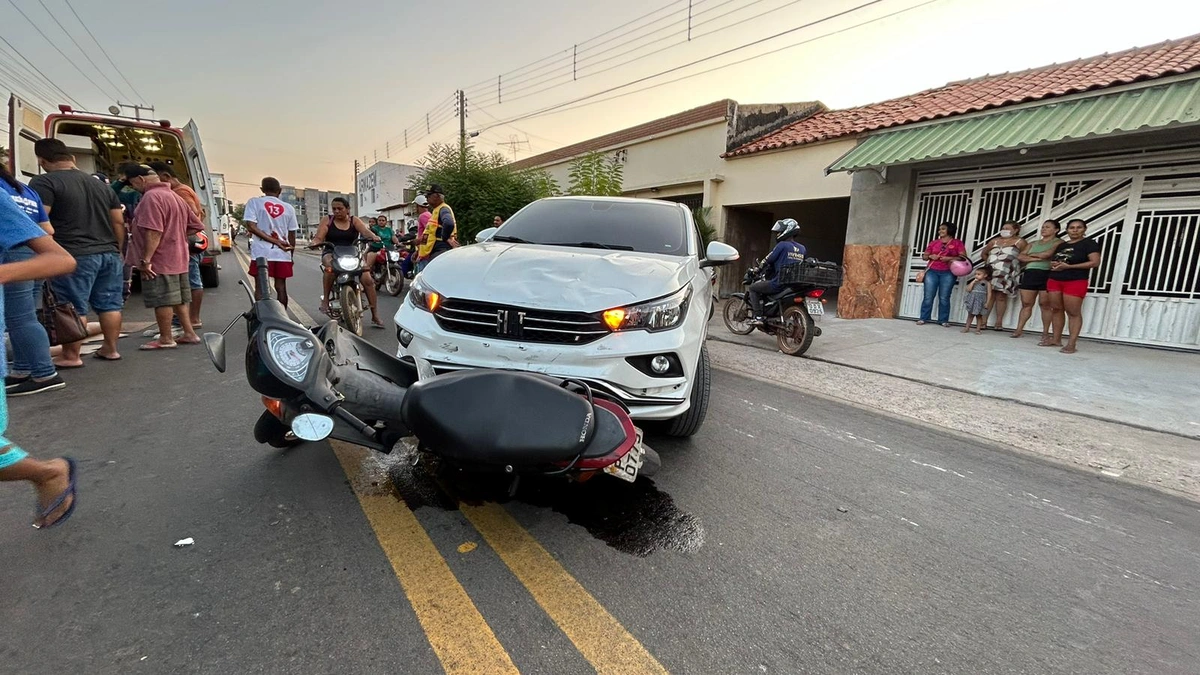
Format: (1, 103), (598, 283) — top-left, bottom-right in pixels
(419, 242), (694, 312)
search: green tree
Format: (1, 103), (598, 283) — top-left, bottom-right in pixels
(692, 206), (719, 248)
(566, 151), (624, 196)
(409, 143), (559, 244)
(232, 203), (245, 222)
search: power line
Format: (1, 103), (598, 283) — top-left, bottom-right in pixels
(0, 47), (66, 105)
(496, 0), (804, 106)
(4, 0), (120, 101)
(486, 0), (943, 133)
(0, 31), (83, 107)
(481, 0), (890, 131)
(35, 0), (132, 101)
(63, 0), (146, 102)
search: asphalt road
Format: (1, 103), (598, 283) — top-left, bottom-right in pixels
(2, 249), (1198, 674)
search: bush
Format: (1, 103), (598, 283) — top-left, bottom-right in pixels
(409, 143), (559, 243)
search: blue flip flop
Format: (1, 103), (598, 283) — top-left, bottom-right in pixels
(33, 457), (77, 530)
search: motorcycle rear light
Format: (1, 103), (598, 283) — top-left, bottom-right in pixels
(561, 399), (639, 470)
(806, 289), (825, 298)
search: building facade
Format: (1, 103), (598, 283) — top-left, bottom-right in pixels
(729, 34), (1200, 350)
(356, 161), (422, 219)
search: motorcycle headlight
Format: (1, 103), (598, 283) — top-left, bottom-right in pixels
(265, 329), (316, 383)
(602, 286), (692, 333)
(336, 255), (361, 270)
(408, 277), (443, 312)
(388, 251), (401, 262)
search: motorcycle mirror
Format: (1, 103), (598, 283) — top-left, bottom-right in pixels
(412, 356), (437, 381)
(237, 279), (255, 304)
(291, 413), (334, 442)
(203, 332), (227, 373)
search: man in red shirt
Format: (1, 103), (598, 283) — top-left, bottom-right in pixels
(149, 161), (207, 330)
(120, 164), (203, 350)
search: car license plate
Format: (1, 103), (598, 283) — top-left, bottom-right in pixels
(603, 431), (645, 483)
(806, 298), (824, 316)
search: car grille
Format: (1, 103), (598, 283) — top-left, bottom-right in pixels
(434, 299), (610, 345)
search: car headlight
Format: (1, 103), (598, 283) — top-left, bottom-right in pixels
(265, 329), (316, 383)
(602, 286), (692, 332)
(408, 277), (443, 312)
(336, 254), (361, 270)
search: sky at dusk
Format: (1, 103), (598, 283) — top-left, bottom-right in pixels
(3, 0), (1200, 203)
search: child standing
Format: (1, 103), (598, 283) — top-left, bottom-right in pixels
(963, 268), (992, 334)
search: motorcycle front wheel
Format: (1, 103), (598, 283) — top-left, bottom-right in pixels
(722, 297), (755, 335)
(776, 305), (815, 356)
(341, 285), (364, 336)
(384, 267), (404, 296)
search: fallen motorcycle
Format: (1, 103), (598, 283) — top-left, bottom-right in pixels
(202, 257), (659, 488)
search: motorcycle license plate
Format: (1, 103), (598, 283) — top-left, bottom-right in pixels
(805, 298), (824, 316)
(603, 430), (645, 483)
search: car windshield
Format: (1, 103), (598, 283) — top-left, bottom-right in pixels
(496, 199), (688, 256)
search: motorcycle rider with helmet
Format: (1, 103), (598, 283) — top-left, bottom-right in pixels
(749, 218), (807, 324)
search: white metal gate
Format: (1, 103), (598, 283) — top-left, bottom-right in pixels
(900, 149), (1200, 349)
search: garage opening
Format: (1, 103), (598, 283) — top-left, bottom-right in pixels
(720, 197), (850, 303)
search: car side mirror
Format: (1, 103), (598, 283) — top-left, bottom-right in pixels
(700, 241), (739, 268)
(476, 227), (498, 243)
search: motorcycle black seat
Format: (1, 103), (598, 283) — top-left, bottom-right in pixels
(401, 370), (624, 466)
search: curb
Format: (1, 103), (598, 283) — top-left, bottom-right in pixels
(705, 333), (1199, 443)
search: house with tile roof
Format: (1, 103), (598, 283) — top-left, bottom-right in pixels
(507, 99), (856, 296)
(722, 33), (1200, 350)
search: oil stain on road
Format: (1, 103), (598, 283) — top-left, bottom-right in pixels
(385, 438), (705, 557)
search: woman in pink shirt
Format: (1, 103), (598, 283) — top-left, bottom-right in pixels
(917, 221), (967, 326)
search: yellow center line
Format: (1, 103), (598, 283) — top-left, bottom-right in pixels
(462, 503), (669, 675)
(230, 248), (518, 674)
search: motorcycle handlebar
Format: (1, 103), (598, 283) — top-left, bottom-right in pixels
(255, 256), (270, 299)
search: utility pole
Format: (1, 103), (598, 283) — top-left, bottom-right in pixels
(353, 159), (359, 217)
(458, 89), (467, 170)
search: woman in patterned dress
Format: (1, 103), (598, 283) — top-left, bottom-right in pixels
(981, 221), (1028, 331)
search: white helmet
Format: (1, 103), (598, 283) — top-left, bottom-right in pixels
(412, 194), (429, 207)
(771, 218), (800, 241)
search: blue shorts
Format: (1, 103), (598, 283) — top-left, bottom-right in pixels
(50, 251), (125, 316)
(188, 253), (203, 290)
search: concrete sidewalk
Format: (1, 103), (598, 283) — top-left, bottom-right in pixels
(707, 302), (1200, 440)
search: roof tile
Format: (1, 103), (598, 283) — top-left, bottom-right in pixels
(725, 34), (1200, 157)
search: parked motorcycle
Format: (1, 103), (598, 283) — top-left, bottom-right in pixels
(722, 256), (842, 356)
(201, 258), (660, 490)
(373, 243), (405, 297)
(312, 241), (369, 336)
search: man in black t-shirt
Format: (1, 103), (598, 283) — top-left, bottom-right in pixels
(29, 139), (127, 366)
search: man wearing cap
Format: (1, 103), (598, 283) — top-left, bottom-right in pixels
(120, 164), (202, 350)
(242, 178), (298, 307)
(29, 138), (126, 366)
(416, 184), (456, 268)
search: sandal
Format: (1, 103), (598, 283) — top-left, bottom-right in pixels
(92, 351), (122, 361)
(139, 340), (178, 350)
(33, 457), (78, 530)
(1060, 346), (1077, 354)
(176, 335), (202, 345)
(915, 320), (927, 326)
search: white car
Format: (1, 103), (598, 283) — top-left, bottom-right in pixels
(394, 196), (739, 437)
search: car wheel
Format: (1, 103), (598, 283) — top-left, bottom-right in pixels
(200, 263), (220, 288)
(663, 344), (710, 438)
(777, 306), (815, 356)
